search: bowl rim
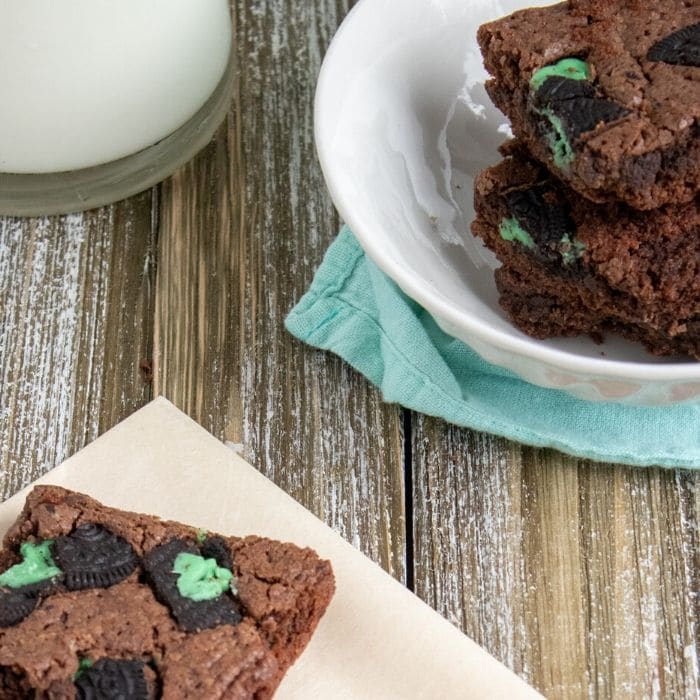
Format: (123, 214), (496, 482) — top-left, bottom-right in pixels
(314, 0), (700, 383)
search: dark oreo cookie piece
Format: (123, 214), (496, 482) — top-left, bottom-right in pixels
(143, 539), (242, 633)
(0, 578), (57, 628)
(200, 536), (233, 570)
(505, 187), (580, 264)
(534, 76), (596, 107)
(506, 187), (572, 244)
(75, 659), (148, 700)
(553, 97), (630, 141)
(532, 75), (630, 149)
(52, 524), (137, 591)
(647, 23), (700, 67)
(0, 588), (40, 628)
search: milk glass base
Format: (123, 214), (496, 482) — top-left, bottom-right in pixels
(0, 45), (235, 217)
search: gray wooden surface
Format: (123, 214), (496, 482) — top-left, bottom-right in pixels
(0, 2), (698, 698)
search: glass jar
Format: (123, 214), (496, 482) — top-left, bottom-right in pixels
(0, 0), (234, 216)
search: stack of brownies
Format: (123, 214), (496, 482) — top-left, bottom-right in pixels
(471, 0), (700, 359)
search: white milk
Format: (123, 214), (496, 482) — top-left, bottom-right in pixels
(0, 0), (232, 173)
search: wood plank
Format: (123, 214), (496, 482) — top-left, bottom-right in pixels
(520, 449), (587, 697)
(411, 416), (527, 670)
(413, 415), (700, 698)
(0, 193), (155, 500)
(604, 465), (699, 699)
(154, 0), (406, 580)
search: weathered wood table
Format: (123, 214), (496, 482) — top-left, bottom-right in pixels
(0, 3), (698, 698)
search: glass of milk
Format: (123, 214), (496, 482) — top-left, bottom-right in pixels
(0, 0), (233, 215)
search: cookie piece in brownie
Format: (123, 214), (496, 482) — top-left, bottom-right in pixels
(472, 145), (700, 358)
(0, 486), (335, 698)
(478, 0), (700, 209)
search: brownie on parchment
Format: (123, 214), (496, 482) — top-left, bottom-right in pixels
(0, 486), (335, 699)
(471, 145), (700, 358)
(477, 0), (700, 210)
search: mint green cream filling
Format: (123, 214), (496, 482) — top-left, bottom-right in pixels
(540, 109), (576, 168)
(530, 58), (590, 91)
(531, 58), (591, 168)
(72, 657), (94, 681)
(499, 218), (535, 249)
(499, 220), (585, 264)
(559, 234), (587, 264)
(173, 552), (234, 602)
(0, 541), (62, 589)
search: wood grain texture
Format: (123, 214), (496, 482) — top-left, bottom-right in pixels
(0, 193), (155, 501)
(412, 415), (700, 699)
(154, 0), (406, 580)
(412, 417), (527, 669)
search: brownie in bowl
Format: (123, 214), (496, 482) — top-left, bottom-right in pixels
(472, 144), (700, 358)
(477, 0), (700, 210)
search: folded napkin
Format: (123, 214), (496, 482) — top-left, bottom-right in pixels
(285, 227), (700, 469)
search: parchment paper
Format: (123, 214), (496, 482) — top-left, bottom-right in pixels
(0, 398), (542, 699)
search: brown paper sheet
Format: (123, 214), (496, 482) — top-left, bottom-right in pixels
(0, 399), (542, 699)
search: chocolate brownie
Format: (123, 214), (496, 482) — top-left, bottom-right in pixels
(472, 144), (700, 358)
(0, 486), (335, 698)
(478, 0), (700, 209)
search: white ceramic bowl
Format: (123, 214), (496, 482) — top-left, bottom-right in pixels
(315, 0), (700, 406)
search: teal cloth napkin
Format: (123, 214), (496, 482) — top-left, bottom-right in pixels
(285, 227), (700, 469)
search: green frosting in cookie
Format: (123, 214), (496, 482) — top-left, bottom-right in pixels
(531, 58), (591, 168)
(196, 528), (208, 544)
(559, 234), (587, 264)
(0, 540), (62, 589)
(530, 58), (590, 91)
(172, 552), (233, 602)
(499, 220), (585, 264)
(539, 109), (576, 169)
(499, 218), (536, 249)
(72, 657), (94, 681)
